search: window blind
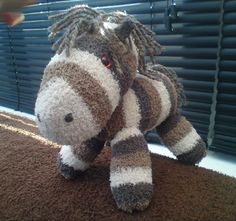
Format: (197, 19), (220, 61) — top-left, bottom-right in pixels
(211, 0), (236, 155)
(0, 0), (235, 155)
(0, 25), (19, 110)
(8, 0), (52, 113)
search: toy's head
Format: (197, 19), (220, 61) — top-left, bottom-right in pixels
(35, 5), (161, 145)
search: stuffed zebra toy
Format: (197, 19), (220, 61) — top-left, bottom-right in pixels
(35, 5), (207, 213)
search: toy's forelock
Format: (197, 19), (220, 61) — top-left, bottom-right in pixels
(48, 5), (162, 73)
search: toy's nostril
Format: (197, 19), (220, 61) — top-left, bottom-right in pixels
(37, 113), (41, 122)
(64, 113), (73, 123)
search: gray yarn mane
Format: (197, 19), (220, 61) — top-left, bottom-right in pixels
(48, 5), (163, 74)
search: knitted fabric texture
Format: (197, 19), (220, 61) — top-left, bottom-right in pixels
(35, 5), (207, 213)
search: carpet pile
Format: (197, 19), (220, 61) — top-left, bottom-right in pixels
(0, 112), (235, 221)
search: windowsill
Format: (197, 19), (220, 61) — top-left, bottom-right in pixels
(148, 143), (236, 178)
(1, 106), (236, 178)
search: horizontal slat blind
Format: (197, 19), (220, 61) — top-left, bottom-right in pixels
(0, 25), (19, 110)
(211, 0), (236, 155)
(9, 0), (52, 113)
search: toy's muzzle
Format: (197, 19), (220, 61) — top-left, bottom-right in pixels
(35, 76), (102, 145)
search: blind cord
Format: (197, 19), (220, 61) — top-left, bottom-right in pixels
(7, 26), (20, 111)
(150, 0), (153, 30)
(207, 0), (225, 147)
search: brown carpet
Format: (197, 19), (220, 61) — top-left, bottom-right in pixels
(0, 112), (236, 221)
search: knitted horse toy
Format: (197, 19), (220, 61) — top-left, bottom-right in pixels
(35, 5), (207, 213)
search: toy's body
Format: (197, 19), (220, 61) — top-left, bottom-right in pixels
(35, 5), (206, 213)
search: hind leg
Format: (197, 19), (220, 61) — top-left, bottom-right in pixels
(156, 112), (207, 165)
(57, 138), (105, 179)
(110, 127), (153, 213)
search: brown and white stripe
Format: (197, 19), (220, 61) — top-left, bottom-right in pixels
(171, 127), (202, 156)
(73, 138), (105, 163)
(47, 49), (121, 112)
(121, 89), (141, 129)
(131, 77), (162, 131)
(156, 113), (206, 157)
(36, 48), (124, 144)
(105, 68), (178, 137)
(59, 145), (90, 171)
(128, 72), (177, 132)
(35, 77), (100, 145)
(137, 72), (177, 125)
(59, 138), (105, 171)
(110, 128), (152, 186)
(110, 127), (153, 212)
(43, 61), (113, 129)
(105, 105), (124, 138)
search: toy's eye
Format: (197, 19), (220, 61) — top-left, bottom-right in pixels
(101, 54), (113, 69)
(64, 113), (73, 123)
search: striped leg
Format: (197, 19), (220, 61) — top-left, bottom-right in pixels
(110, 127), (153, 213)
(156, 112), (207, 165)
(57, 138), (105, 179)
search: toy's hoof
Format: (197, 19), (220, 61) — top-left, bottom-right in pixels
(112, 183), (153, 213)
(57, 155), (81, 180)
(177, 140), (207, 165)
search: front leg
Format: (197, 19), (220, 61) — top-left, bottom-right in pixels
(57, 138), (105, 179)
(110, 127), (153, 213)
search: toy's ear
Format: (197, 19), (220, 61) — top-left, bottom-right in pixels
(115, 18), (134, 41)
